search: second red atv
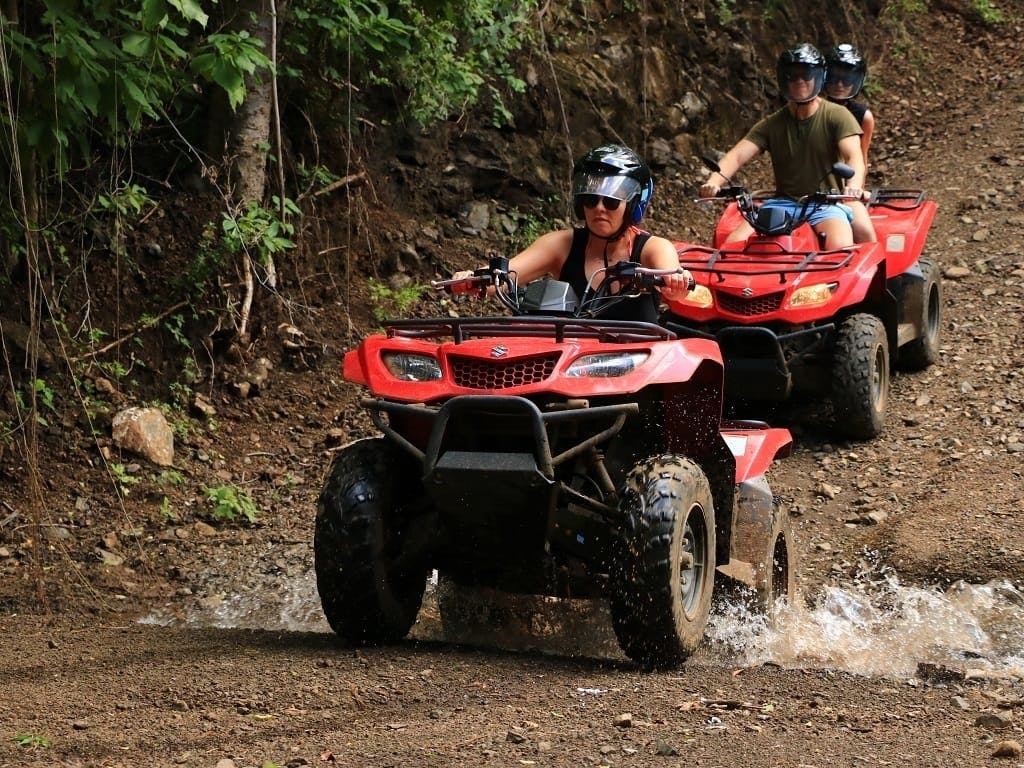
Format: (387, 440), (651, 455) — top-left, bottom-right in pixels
(663, 161), (940, 440)
(314, 258), (796, 669)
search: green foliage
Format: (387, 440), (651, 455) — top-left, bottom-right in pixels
(716, 0), (736, 24)
(13, 733), (51, 748)
(221, 197), (301, 265)
(190, 31), (272, 110)
(157, 469), (185, 486)
(96, 183), (154, 218)
(204, 484), (259, 524)
(506, 203), (557, 254)
(15, 379), (57, 426)
(367, 278), (428, 323)
(286, 0), (535, 127)
(0, 1), (258, 175)
(971, 0), (1004, 23)
(110, 463), (140, 496)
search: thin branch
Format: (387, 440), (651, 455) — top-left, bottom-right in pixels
(308, 171), (367, 200)
(70, 301), (189, 362)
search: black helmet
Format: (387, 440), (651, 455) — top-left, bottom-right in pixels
(572, 144), (654, 224)
(776, 43), (826, 104)
(825, 43), (867, 100)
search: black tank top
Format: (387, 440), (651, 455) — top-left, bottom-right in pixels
(844, 99), (868, 126)
(561, 227), (659, 323)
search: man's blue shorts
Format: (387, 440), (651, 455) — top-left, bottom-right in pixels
(761, 197), (853, 225)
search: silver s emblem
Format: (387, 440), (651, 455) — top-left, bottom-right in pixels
(741, 287), (754, 297)
(491, 345), (508, 358)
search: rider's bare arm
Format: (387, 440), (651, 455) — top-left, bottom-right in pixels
(451, 229), (574, 294)
(642, 236), (694, 300)
(700, 139), (762, 198)
(837, 133), (867, 199)
(860, 109), (875, 169)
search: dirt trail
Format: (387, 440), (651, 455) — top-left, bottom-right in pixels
(3, 7), (1024, 768)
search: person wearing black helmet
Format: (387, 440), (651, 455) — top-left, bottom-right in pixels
(825, 43), (876, 243)
(700, 43), (866, 249)
(455, 144), (694, 322)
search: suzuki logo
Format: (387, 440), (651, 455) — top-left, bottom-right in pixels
(741, 287), (754, 297)
(491, 345), (508, 358)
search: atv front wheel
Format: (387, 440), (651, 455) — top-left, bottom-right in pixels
(899, 255), (942, 371)
(832, 313), (890, 440)
(315, 438), (430, 645)
(610, 455), (716, 669)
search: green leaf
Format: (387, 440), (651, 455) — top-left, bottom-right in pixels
(211, 61), (246, 109)
(167, 0), (209, 26)
(141, 0), (169, 29)
(122, 32), (152, 57)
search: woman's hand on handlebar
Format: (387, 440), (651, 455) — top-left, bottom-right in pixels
(656, 268), (696, 301)
(431, 269), (490, 296)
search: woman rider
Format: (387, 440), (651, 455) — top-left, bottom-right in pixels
(455, 144), (694, 322)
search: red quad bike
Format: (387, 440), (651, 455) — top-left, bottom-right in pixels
(663, 160), (940, 440)
(315, 257), (796, 669)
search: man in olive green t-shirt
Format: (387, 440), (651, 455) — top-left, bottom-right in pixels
(700, 43), (867, 249)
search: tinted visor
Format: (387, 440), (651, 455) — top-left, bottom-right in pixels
(825, 66), (865, 96)
(572, 173), (641, 202)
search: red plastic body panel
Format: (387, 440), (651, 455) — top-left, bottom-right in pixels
(670, 195), (937, 326)
(344, 333), (725, 404)
(720, 426), (793, 483)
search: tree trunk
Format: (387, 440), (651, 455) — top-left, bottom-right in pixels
(223, 0), (286, 343)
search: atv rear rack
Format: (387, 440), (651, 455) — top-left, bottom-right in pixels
(868, 187), (927, 210)
(383, 316), (677, 344)
(675, 244), (854, 282)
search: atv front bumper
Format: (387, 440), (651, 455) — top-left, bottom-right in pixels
(665, 321), (834, 400)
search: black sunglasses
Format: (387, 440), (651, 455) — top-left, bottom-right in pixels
(828, 74), (857, 85)
(579, 194), (622, 211)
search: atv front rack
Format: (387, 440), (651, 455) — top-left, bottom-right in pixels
(675, 244), (854, 282)
(383, 316), (677, 344)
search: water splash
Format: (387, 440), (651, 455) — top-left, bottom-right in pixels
(709, 565), (1024, 678)
(139, 557), (1024, 679)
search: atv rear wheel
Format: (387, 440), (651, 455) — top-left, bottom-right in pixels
(315, 438), (430, 645)
(609, 455), (716, 669)
(726, 497), (796, 614)
(832, 313), (890, 440)
(899, 255), (942, 371)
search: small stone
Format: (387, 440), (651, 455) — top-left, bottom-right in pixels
(944, 265), (971, 279)
(506, 729), (527, 744)
(613, 713), (633, 727)
(975, 711), (1013, 730)
(992, 740), (1022, 758)
(655, 739), (678, 756)
(951, 696), (970, 710)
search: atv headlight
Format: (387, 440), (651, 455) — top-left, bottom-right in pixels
(788, 282), (838, 308)
(675, 284), (713, 309)
(566, 352), (649, 378)
(382, 352), (442, 381)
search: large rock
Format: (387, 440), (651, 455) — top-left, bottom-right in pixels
(111, 407), (174, 466)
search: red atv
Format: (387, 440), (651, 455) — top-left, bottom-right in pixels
(315, 258), (796, 669)
(663, 161), (940, 440)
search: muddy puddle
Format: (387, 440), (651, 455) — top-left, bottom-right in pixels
(140, 558), (1024, 680)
